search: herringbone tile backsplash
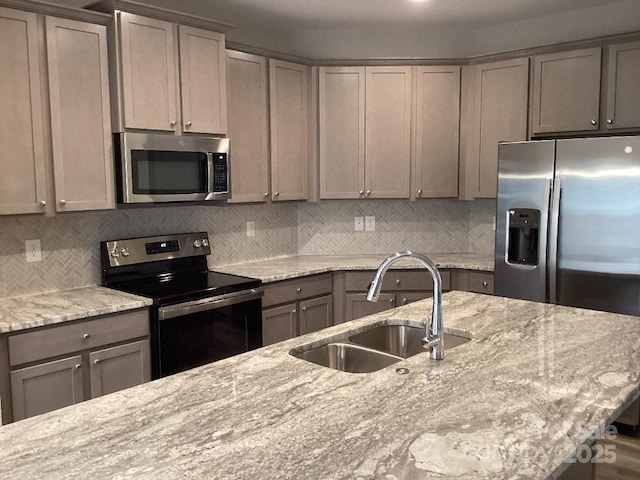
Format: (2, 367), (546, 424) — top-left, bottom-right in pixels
(0, 199), (495, 298)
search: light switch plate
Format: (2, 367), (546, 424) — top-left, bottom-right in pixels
(354, 217), (364, 231)
(25, 239), (41, 262)
(247, 221), (256, 237)
(365, 216), (375, 232)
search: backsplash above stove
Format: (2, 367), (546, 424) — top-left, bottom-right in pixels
(0, 199), (495, 298)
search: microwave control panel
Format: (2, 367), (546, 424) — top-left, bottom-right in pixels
(213, 153), (228, 193)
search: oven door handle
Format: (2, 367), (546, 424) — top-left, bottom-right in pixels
(158, 288), (264, 321)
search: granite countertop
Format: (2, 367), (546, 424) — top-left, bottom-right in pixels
(0, 291), (638, 479)
(214, 252), (494, 282)
(0, 286), (153, 334)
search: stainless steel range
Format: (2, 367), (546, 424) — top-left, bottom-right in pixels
(101, 232), (263, 379)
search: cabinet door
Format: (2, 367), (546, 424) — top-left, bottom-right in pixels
(119, 12), (178, 131)
(345, 293), (395, 322)
(319, 67), (366, 199)
(179, 26), (227, 134)
(262, 303), (297, 346)
(45, 17), (114, 212)
(414, 66), (460, 198)
(269, 59), (309, 201)
(0, 7), (47, 215)
(460, 58), (529, 199)
(299, 295), (333, 335)
(365, 66), (412, 198)
(11, 355), (84, 421)
(531, 47), (601, 133)
(605, 41), (640, 130)
(226, 51), (270, 203)
(89, 340), (150, 398)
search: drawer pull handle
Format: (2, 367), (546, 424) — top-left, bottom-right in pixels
(395, 279), (400, 285)
(482, 281), (488, 287)
(301, 307), (307, 312)
(389, 298), (395, 304)
(74, 364), (81, 369)
(402, 298), (408, 305)
(83, 333), (90, 340)
(94, 359), (101, 365)
(296, 287), (302, 292)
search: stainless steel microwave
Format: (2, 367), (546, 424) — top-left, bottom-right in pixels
(114, 132), (230, 204)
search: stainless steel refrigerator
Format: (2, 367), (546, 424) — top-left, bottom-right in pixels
(494, 136), (640, 317)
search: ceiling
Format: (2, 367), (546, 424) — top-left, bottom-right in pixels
(62, 0), (640, 59)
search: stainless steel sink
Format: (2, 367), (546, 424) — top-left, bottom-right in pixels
(349, 324), (470, 358)
(293, 342), (402, 373)
(291, 324), (471, 373)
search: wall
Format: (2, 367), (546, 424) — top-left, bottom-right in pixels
(297, 199), (495, 255)
(0, 203), (298, 298)
(0, 199), (495, 299)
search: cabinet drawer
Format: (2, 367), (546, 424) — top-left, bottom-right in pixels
(9, 309), (149, 366)
(468, 272), (494, 294)
(345, 270), (451, 292)
(262, 274), (332, 308)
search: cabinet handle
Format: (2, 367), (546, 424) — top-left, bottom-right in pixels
(74, 364), (81, 369)
(301, 307), (307, 312)
(274, 192), (279, 197)
(296, 287), (302, 292)
(264, 192), (269, 197)
(185, 121), (192, 128)
(292, 309), (297, 314)
(482, 281), (488, 287)
(170, 120), (177, 128)
(359, 190), (364, 195)
(389, 298), (395, 304)
(395, 279), (401, 285)
(39, 200), (47, 207)
(366, 190), (371, 196)
(590, 119), (597, 126)
(94, 359), (101, 365)
(417, 189), (423, 195)
(83, 333), (90, 339)
(402, 297), (408, 305)
(59, 199), (66, 206)
(606, 118), (613, 125)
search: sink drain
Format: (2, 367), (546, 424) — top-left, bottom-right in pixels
(395, 367), (410, 375)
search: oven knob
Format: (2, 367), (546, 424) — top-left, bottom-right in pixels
(201, 238), (209, 247)
(110, 248), (120, 258)
(193, 239), (202, 248)
(121, 247), (130, 257)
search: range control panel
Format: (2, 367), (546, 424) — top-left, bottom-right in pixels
(103, 232), (211, 267)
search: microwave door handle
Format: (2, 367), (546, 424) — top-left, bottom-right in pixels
(206, 152), (214, 193)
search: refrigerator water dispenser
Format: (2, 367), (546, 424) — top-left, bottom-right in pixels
(507, 209), (540, 266)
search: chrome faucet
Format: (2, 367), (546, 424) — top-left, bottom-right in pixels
(366, 251), (444, 360)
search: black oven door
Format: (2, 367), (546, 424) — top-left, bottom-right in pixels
(155, 289), (263, 378)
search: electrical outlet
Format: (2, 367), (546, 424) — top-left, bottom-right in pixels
(365, 216), (375, 232)
(25, 239), (42, 262)
(354, 217), (364, 231)
(247, 221), (256, 237)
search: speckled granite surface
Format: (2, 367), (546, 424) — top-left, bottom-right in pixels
(0, 287), (152, 333)
(0, 291), (637, 479)
(214, 253), (494, 282)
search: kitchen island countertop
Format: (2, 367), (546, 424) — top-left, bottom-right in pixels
(0, 290), (637, 479)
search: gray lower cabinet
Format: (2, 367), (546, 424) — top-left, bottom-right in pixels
(343, 270), (451, 322)
(8, 309), (150, 422)
(450, 270), (494, 295)
(262, 274), (333, 345)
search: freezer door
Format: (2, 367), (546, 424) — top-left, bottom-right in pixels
(553, 137), (640, 316)
(495, 140), (555, 302)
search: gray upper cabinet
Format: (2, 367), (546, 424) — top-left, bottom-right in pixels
(459, 58), (529, 199)
(0, 7), (47, 215)
(226, 50), (270, 203)
(413, 66), (461, 199)
(531, 47), (602, 134)
(269, 59), (309, 202)
(605, 40), (640, 130)
(46, 16), (115, 212)
(115, 12), (227, 134)
(318, 66), (411, 200)
(0, 6), (114, 216)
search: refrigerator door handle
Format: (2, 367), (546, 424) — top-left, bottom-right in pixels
(548, 177), (562, 304)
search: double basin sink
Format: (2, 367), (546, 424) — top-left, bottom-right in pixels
(290, 323), (470, 373)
